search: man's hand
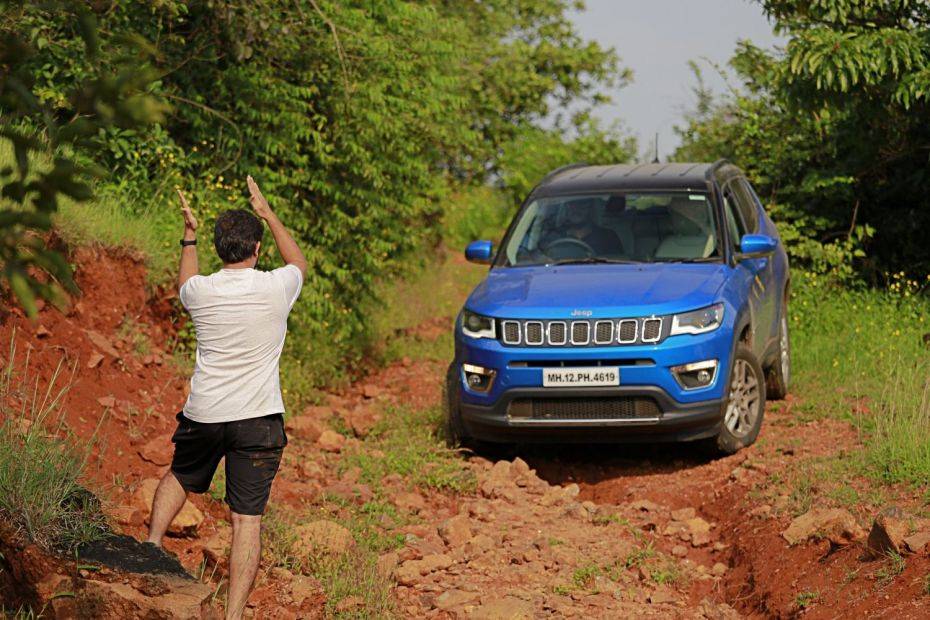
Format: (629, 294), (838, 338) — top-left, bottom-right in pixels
(177, 189), (199, 288)
(247, 175), (273, 221)
(178, 189), (198, 237)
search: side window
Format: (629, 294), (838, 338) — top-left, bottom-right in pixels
(731, 178), (759, 232)
(722, 185), (746, 249)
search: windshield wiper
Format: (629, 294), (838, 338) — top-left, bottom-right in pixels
(549, 257), (639, 266)
(650, 257), (720, 263)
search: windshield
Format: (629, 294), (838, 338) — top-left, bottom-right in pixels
(501, 192), (720, 266)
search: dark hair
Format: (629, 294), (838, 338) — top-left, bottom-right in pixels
(214, 209), (263, 263)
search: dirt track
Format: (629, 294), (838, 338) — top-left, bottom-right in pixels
(3, 248), (930, 618)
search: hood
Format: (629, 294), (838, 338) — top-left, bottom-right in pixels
(465, 263), (728, 319)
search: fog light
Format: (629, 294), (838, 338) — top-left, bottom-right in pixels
(671, 359), (718, 390)
(462, 363), (496, 393)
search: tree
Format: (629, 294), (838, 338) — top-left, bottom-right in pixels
(0, 0), (165, 316)
(675, 0), (930, 279)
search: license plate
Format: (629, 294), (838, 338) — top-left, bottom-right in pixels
(542, 367), (620, 387)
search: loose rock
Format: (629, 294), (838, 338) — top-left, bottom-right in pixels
(782, 507), (865, 546)
(293, 520), (355, 557)
(316, 430), (346, 452)
(865, 506), (909, 558)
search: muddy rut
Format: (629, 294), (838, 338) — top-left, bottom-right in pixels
(2, 248), (930, 618)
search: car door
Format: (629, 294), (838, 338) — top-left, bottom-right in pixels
(721, 182), (768, 359)
(731, 178), (779, 352)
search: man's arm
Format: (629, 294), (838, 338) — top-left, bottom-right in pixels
(247, 175), (308, 275)
(178, 189), (199, 289)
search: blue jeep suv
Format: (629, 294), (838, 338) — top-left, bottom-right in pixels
(445, 161), (790, 454)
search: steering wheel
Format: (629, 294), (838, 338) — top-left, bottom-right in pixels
(542, 237), (596, 260)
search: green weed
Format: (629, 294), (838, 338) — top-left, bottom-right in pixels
(0, 335), (108, 550)
(572, 564), (601, 589)
(794, 590), (819, 608)
(875, 550), (906, 586)
(339, 405), (475, 494)
(623, 542), (656, 569)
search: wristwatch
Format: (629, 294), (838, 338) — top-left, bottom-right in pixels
(179, 239), (197, 247)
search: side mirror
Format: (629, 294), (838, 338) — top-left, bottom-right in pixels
(738, 234), (777, 259)
(465, 240), (494, 264)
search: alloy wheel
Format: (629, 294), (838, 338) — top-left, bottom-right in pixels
(724, 358), (761, 437)
(780, 316), (790, 386)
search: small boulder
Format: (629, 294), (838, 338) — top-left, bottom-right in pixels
(904, 530), (930, 553)
(316, 430), (346, 453)
(285, 416), (325, 442)
(288, 574), (325, 606)
(648, 587), (678, 604)
(393, 491), (426, 514)
(685, 517), (712, 547)
(782, 507), (865, 546)
(293, 520), (355, 558)
(361, 385), (383, 399)
(97, 395), (117, 409)
(470, 596), (533, 620)
(865, 506), (910, 558)
(393, 553), (452, 586)
(347, 407), (380, 438)
(629, 499), (662, 513)
(438, 514), (473, 548)
(480, 460), (513, 499)
(139, 435), (174, 466)
(671, 507), (696, 521)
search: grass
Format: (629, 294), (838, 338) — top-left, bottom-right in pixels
(795, 590), (820, 608)
(0, 334), (108, 550)
(338, 405), (476, 494)
(262, 506), (395, 618)
(875, 550), (906, 586)
(791, 271), (930, 484)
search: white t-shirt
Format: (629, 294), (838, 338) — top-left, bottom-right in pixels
(179, 265), (302, 423)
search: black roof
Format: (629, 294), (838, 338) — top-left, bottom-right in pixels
(531, 161), (733, 196)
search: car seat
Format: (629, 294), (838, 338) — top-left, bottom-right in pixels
(654, 197), (715, 259)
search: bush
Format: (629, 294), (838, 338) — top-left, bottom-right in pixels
(0, 335), (108, 550)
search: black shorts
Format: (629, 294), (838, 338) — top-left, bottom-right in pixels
(169, 412), (287, 516)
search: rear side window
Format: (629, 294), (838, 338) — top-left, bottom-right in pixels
(722, 186), (746, 248)
(730, 178), (759, 233)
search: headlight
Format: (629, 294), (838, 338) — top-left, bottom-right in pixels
(670, 303), (724, 335)
(461, 310), (495, 339)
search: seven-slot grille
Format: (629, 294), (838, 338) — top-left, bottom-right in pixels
(496, 317), (665, 347)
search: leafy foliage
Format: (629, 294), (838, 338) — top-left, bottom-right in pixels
(0, 0), (165, 315)
(3, 0), (630, 382)
(675, 0), (930, 280)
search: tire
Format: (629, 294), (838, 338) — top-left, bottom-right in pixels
(766, 310), (790, 400)
(443, 362), (469, 448)
(713, 343), (766, 454)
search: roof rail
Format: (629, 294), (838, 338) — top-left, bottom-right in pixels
(537, 162), (590, 186)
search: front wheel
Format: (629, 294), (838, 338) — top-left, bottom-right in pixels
(443, 363), (469, 448)
(713, 344), (766, 454)
(766, 312), (790, 400)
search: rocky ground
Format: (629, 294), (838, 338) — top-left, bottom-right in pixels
(3, 248), (930, 618)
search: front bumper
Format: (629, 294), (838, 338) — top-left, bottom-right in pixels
(460, 386), (724, 443)
(454, 327), (733, 444)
